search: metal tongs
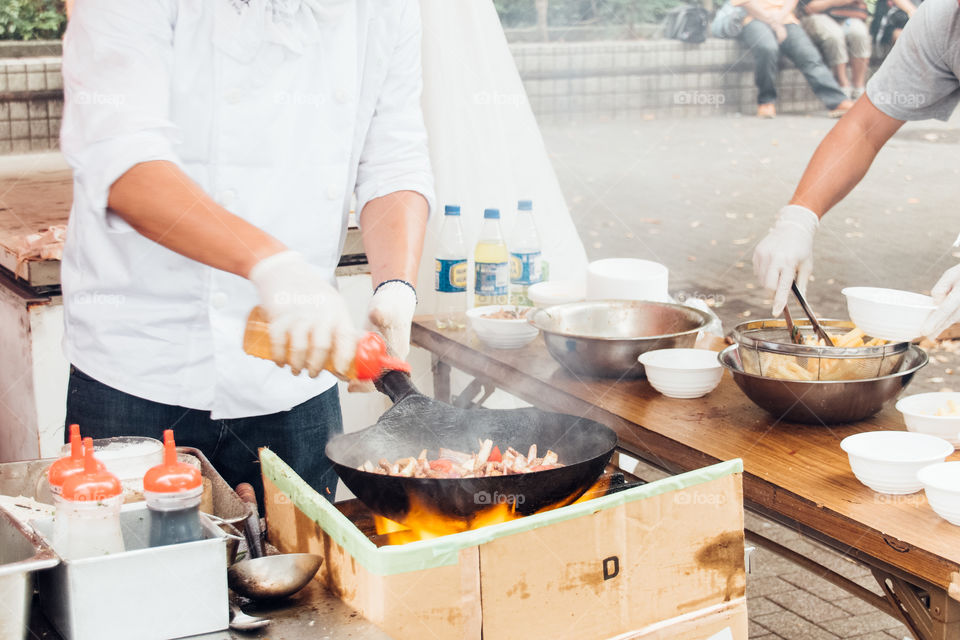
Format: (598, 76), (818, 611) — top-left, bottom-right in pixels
(783, 281), (833, 345)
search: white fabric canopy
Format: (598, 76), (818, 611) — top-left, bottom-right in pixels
(416, 0), (587, 312)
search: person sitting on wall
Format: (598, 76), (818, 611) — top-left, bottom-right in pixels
(732, 0), (855, 118)
(871, 0), (920, 52)
(796, 0), (871, 100)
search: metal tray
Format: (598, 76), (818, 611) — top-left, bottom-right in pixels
(31, 503), (228, 640)
(0, 505), (59, 640)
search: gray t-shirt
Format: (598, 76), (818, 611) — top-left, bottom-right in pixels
(867, 0), (960, 121)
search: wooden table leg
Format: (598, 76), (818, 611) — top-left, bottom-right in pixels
(431, 355), (452, 404)
(872, 568), (960, 640)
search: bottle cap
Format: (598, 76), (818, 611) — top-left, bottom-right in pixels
(48, 424), (99, 492)
(143, 430), (202, 493)
(483, 208), (500, 219)
(444, 204), (461, 216)
(354, 332), (412, 381)
(518, 200), (533, 211)
(61, 437), (122, 501)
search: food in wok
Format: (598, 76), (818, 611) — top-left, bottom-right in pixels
(358, 439), (562, 479)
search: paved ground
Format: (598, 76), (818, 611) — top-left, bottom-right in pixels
(540, 111), (960, 639)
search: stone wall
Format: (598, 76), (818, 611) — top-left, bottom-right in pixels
(0, 38), (827, 154)
(0, 57), (62, 153)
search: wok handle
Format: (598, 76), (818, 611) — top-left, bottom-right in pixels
(375, 369), (420, 403)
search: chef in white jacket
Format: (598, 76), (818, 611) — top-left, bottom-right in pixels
(60, 0), (434, 504)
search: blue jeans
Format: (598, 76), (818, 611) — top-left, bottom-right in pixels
(740, 21), (848, 108)
(65, 366), (343, 509)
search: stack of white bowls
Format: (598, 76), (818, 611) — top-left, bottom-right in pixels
(586, 258), (669, 302)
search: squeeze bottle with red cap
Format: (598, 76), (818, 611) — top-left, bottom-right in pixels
(47, 424), (105, 496)
(144, 430), (204, 547)
(53, 437), (125, 560)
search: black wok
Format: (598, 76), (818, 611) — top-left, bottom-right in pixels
(325, 370), (618, 533)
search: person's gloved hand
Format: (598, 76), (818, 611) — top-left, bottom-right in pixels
(249, 250), (358, 378)
(922, 264), (960, 340)
(348, 280), (418, 393)
(752, 205), (819, 317)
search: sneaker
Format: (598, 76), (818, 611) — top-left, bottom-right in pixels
(829, 99), (855, 118)
(852, 86), (866, 100)
(842, 86), (853, 100)
(757, 103), (776, 119)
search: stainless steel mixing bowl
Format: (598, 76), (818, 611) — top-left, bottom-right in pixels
(528, 300), (712, 379)
(719, 343), (929, 424)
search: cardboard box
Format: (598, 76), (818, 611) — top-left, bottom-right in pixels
(262, 450), (747, 640)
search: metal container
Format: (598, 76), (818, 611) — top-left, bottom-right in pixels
(731, 318), (909, 381)
(719, 344), (929, 424)
(0, 506), (59, 640)
(31, 503), (228, 640)
(529, 300), (711, 379)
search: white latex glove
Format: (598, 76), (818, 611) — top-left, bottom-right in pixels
(752, 205), (819, 317)
(922, 264), (960, 340)
(348, 280), (418, 393)
(248, 250), (358, 377)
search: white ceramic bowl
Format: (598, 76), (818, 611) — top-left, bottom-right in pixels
(841, 287), (937, 342)
(466, 305), (538, 350)
(527, 280), (586, 308)
(638, 348), (723, 399)
(918, 461), (960, 526)
(840, 431), (954, 494)
(586, 258), (669, 303)
(896, 392), (960, 447)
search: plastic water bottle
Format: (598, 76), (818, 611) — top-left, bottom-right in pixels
(434, 204), (468, 329)
(509, 199), (545, 306)
(474, 208), (510, 307)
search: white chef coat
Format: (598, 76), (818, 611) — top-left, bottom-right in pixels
(59, 0), (435, 419)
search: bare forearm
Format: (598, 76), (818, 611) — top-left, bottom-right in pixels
(890, 0), (916, 14)
(107, 161), (286, 277)
(360, 191), (429, 289)
(790, 98), (904, 215)
(804, 0), (846, 13)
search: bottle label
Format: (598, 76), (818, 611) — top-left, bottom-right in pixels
(510, 251), (542, 285)
(435, 258), (467, 293)
(475, 261), (509, 296)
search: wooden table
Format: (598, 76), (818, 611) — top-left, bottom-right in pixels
(411, 317), (960, 640)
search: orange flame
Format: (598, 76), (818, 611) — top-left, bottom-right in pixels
(371, 475), (615, 546)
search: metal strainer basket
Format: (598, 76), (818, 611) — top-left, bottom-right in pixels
(730, 319), (910, 381)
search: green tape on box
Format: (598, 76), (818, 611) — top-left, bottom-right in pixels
(261, 449), (743, 577)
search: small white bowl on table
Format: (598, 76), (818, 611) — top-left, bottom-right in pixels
(917, 461), (960, 526)
(841, 287), (937, 341)
(638, 348), (723, 399)
(840, 431), (954, 494)
(896, 392), (960, 447)
(466, 305), (538, 350)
